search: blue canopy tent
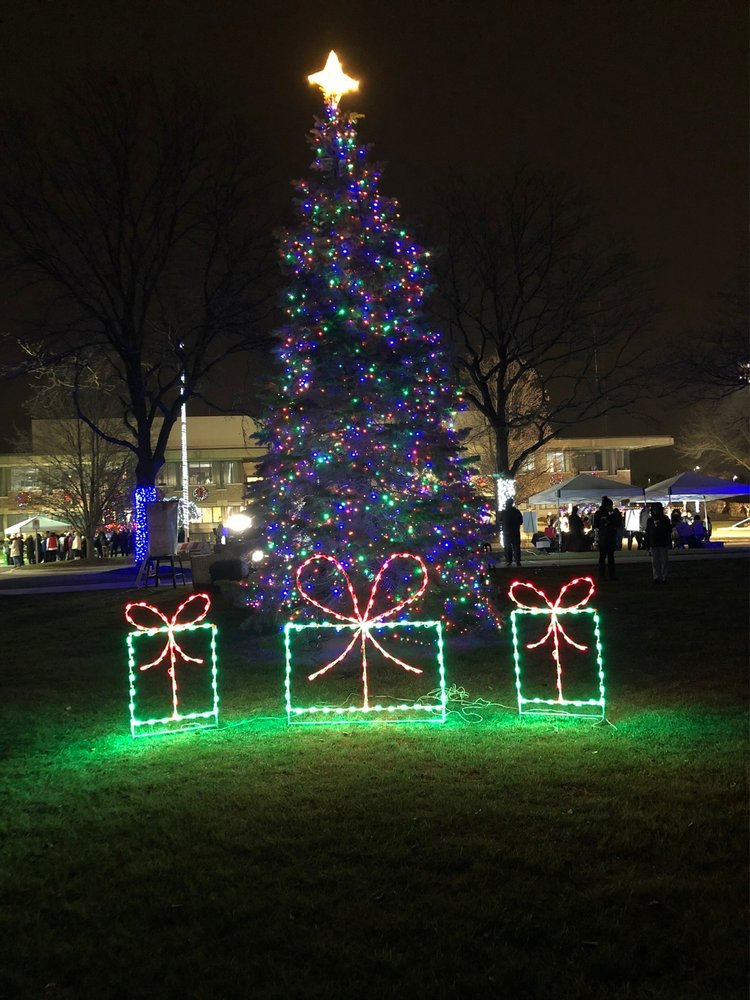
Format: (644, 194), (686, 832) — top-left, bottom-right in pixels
(644, 472), (750, 532)
(644, 471), (750, 505)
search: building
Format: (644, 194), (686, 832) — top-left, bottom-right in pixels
(0, 418), (674, 537)
(148, 416), (264, 532)
(541, 435), (674, 483)
(0, 415), (264, 538)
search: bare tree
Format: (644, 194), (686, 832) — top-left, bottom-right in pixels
(454, 373), (552, 500)
(671, 281), (749, 400)
(0, 73), (274, 487)
(677, 390), (750, 474)
(21, 373), (133, 554)
(432, 167), (655, 485)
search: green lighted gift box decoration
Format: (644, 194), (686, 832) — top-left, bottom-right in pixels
(125, 593), (219, 737)
(508, 576), (606, 720)
(284, 552), (447, 724)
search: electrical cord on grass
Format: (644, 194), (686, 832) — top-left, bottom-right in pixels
(216, 690), (616, 730)
(366, 684), (513, 723)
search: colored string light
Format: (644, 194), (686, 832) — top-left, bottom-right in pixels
(246, 57), (494, 629)
(284, 553), (447, 723)
(133, 485), (159, 564)
(125, 592), (219, 737)
(508, 576), (606, 720)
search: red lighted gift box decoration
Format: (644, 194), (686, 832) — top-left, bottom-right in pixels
(283, 552), (447, 723)
(125, 593), (219, 737)
(508, 576), (606, 720)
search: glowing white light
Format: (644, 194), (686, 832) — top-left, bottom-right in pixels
(251, 549), (265, 563)
(308, 50), (359, 108)
(225, 513), (253, 533)
(494, 476), (516, 509)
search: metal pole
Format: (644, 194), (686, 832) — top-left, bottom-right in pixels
(180, 345), (189, 542)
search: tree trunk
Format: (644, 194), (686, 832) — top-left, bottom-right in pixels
(494, 424), (511, 479)
(134, 441), (166, 487)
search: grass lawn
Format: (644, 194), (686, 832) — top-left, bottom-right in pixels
(1, 558), (747, 999)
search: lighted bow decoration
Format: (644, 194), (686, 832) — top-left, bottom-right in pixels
(508, 577), (595, 703)
(296, 553), (429, 710)
(125, 593), (211, 719)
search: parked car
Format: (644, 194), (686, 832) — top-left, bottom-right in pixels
(710, 517), (750, 544)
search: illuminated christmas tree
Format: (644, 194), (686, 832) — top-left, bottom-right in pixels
(251, 52), (492, 628)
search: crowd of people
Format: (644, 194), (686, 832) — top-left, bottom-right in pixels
(494, 495), (720, 587)
(2, 527), (135, 567)
(529, 501), (712, 556)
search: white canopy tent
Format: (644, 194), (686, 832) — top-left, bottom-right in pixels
(524, 473), (645, 560)
(528, 473), (646, 507)
(4, 514), (72, 536)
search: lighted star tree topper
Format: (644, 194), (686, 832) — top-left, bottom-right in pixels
(307, 50), (359, 109)
(249, 50), (493, 629)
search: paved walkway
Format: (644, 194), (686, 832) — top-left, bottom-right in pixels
(491, 544), (749, 569)
(0, 560), (192, 595)
(0, 545), (745, 595)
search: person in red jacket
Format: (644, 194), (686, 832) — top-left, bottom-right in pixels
(45, 532), (59, 563)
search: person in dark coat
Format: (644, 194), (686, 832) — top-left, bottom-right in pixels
(498, 497), (524, 568)
(593, 496), (619, 580)
(566, 505), (585, 552)
(646, 501), (672, 583)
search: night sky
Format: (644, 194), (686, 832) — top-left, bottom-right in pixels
(0, 0), (746, 448)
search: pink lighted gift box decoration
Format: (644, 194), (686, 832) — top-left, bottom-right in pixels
(284, 552), (447, 723)
(125, 593), (219, 737)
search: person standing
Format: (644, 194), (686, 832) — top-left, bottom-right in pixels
(499, 497), (524, 568)
(646, 502), (672, 584)
(625, 504), (648, 550)
(638, 503), (649, 548)
(566, 505), (585, 552)
(45, 532), (59, 563)
(10, 535), (22, 568)
(593, 496), (619, 580)
(613, 504), (625, 549)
